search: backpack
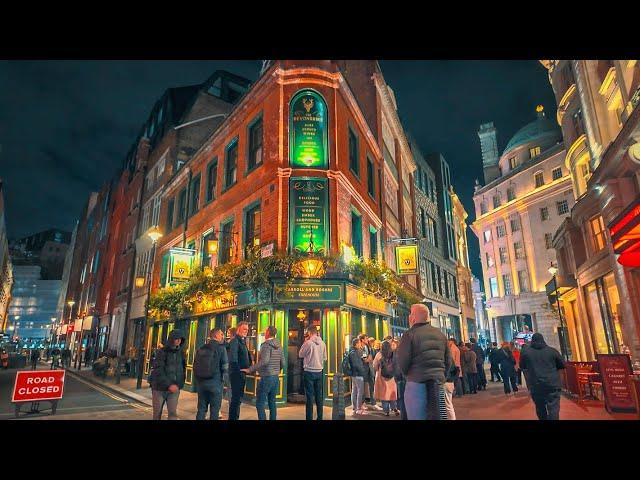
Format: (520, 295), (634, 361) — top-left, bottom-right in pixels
(193, 343), (219, 380)
(380, 356), (395, 380)
(341, 350), (353, 376)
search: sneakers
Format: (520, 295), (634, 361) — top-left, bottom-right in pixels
(394, 409), (400, 416)
(371, 404), (384, 411)
(351, 410), (358, 417)
(359, 409), (368, 415)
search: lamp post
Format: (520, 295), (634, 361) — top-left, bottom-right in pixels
(136, 227), (163, 389)
(65, 300), (75, 349)
(548, 262), (569, 361)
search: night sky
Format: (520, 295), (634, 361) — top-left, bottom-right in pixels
(0, 60), (556, 282)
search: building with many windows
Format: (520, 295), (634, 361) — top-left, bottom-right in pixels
(0, 180), (12, 333)
(542, 60), (640, 363)
(472, 106), (573, 352)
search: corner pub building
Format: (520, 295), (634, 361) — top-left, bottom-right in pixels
(144, 61), (411, 406)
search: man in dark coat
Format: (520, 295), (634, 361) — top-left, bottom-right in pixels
(488, 342), (502, 382)
(149, 329), (186, 420)
(228, 321), (253, 420)
(194, 328), (228, 420)
(519, 333), (565, 420)
(396, 304), (451, 420)
(470, 337), (487, 390)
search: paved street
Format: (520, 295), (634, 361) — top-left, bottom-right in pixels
(1, 363), (633, 420)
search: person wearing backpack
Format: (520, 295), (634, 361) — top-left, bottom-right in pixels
(148, 329), (187, 420)
(194, 328), (228, 420)
(241, 325), (284, 421)
(373, 340), (398, 416)
(346, 337), (367, 416)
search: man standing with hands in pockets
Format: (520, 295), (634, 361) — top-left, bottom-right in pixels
(299, 325), (327, 420)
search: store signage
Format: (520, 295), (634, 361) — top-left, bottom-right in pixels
(597, 354), (637, 413)
(12, 370), (65, 403)
(289, 178), (329, 254)
(260, 242), (275, 258)
(170, 247), (196, 284)
(345, 285), (394, 316)
(192, 289), (259, 315)
(395, 244), (419, 275)
(289, 90), (328, 169)
(275, 283), (343, 303)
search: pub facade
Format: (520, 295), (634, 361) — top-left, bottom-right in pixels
(146, 61), (404, 404)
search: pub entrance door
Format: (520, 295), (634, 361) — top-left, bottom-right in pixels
(287, 308), (322, 403)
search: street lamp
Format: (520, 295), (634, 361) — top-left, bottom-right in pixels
(548, 262), (569, 361)
(137, 227), (163, 389)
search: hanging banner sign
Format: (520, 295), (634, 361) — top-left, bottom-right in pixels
(289, 90), (328, 169)
(597, 354), (637, 413)
(289, 177), (329, 254)
(170, 247), (196, 284)
(395, 244), (419, 275)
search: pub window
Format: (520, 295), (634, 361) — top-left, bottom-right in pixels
(189, 174), (201, 217)
(535, 171), (544, 188)
(206, 158), (218, 203)
(166, 198), (174, 232)
(176, 187), (187, 226)
(367, 157), (375, 197)
(219, 220), (235, 264)
(351, 210), (363, 257)
(225, 138), (238, 189)
(202, 230), (215, 268)
(349, 128), (360, 177)
(244, 204), (262, 253)
(247, 115), (263, 171)
(369, 227), (378, 260)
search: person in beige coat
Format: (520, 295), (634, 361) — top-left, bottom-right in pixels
(373, 341), (399, 416)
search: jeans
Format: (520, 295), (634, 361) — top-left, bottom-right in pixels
(443, 382), (456, 420)
(396, 378), (407, 420)
(229, 370), (246, 421)
(365, 367), (376, 405)
(532, 387), (561, 420)
(351, 376), (364, 412)
(196, 382), (223, 420)
(405, 380), (440, 420)
(466, 372), (478, 393)
(152, 389), (180, 420)
(303, 370), (324, 420)
(502, 370), (518, 394)
(490, 363), (502, 381)
(256, 375), (279, 420)
(381, 400), (397, 413)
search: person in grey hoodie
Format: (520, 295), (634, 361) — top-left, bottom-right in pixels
(298, 325), (327, 420)
(242, 325), (284, 420)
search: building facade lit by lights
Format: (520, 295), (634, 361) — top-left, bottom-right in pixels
(0, 180), (12, 333)
(542, 59), (640, 363)
(471, 105), (572, 352)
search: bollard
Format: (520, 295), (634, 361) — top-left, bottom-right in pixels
(332, 373), (346, 420)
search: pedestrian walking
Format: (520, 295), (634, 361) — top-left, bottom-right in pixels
(194, 328), (228, 420)
(62, 348), (71, 368)
(461, 343), (478, 394)
(298, 325), (327, 420)
(50, 347), (61, 369)
(1, 348), (8, 369)
(396, 303), (451, 420)
(148, 329), (187, 420)
(512, 342), (522, 385)
(228, 322), (253, 421)
(519, 333), (565, 420)
(346, 337), (367, 416)
(470, 337), (487, 390)
(30, 349), (40, 370)
(496, 342), (518, 395)
(443, 353), (457, 420)
(448, 338), (463, 396)
(242, 325), (284, 420)
(488, 342), (502, 382)
(373, 340), (398, 416)
(391, 338), (406, 419)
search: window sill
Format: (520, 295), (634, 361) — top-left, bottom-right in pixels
(221, 182), (237, 195)
(245, 162), (263, 177)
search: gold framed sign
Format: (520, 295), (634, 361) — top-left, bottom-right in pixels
(395, 244), (419, 275)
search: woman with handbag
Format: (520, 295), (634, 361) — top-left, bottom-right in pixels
(373, 340), (399, 416)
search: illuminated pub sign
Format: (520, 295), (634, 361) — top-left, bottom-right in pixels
(275, 282), (343, 303)
(169, 247), (196, 284)
(395, 244), (419, 275)
(345, 285), (394, 316)
(609, 197), (640, 267)
(289, 177), (329, 254)
(289, 90), (328, 169)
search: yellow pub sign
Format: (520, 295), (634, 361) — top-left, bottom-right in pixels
(395, 244), (419, 275)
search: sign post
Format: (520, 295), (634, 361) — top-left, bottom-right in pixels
(12, 369), (65, 417)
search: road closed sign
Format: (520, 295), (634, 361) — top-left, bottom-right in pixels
(12, 370), (66, 403)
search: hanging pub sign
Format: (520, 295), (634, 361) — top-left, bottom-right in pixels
(289, 90), (328, 169)
(395, 244), (419, 275)
(289, 177), (329, 254)
(596, 353), (637, 413)
(169, 247), (196, 284)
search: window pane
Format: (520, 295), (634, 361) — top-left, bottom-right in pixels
(349, 129), (359, 175)
(248, 117), (263, 170)
(207, 160), (218, 202)
(226, 141), (238, 187)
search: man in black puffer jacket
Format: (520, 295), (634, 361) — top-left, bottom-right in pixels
(519, 333), (565, 420)
(149, 329), (187, 420)
(396, 304), (451, 420)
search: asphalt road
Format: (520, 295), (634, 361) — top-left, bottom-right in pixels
(0, 364), (150, 420)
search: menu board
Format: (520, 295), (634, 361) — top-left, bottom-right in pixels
(596, 354), (637, 413)
(289, 90), (328, 169)
(289, 177), (329, 254)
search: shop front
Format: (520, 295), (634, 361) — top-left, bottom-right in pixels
(143, 278), (394, 406)
(583, 272), (624, 355)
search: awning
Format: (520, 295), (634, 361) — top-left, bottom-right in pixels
(609, 196), (640, 265)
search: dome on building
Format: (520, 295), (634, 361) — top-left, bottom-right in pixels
(503, 105), (562, 155)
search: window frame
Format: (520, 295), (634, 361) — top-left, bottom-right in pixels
(348, 127), (360, 178)
(205, 157), (218, 204)
(224, 137), (239, 191)
(247, 114), (264, 173)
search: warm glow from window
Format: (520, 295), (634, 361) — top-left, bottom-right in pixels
(590, 216), (606, 253)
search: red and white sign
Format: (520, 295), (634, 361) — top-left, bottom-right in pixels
(12, 370), (66, 403)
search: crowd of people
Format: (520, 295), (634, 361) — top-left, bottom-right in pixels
(148, 304), (566, 421)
